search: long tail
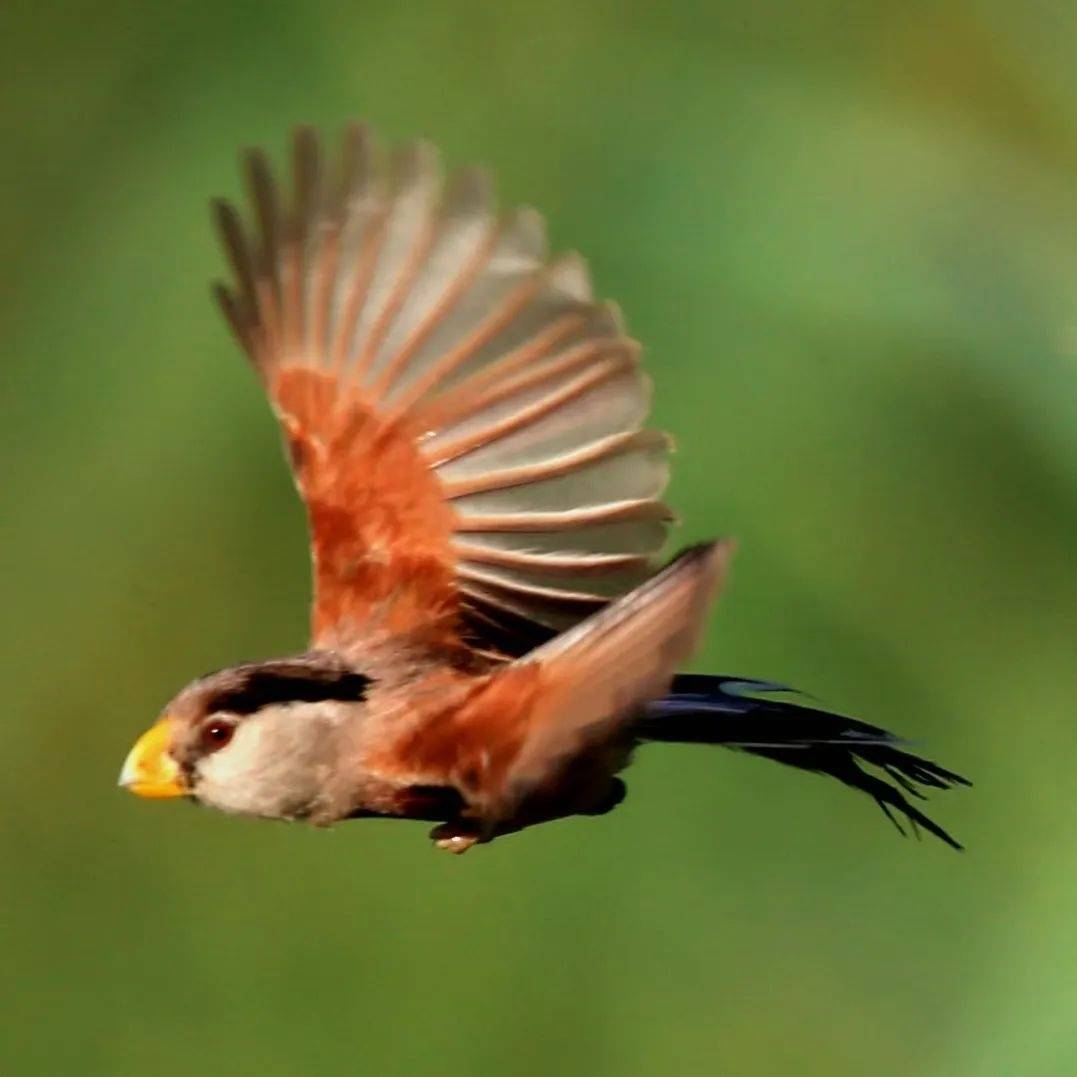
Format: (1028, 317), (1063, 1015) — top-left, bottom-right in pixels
(638, 675), (970, 849)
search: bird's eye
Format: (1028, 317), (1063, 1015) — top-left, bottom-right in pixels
(201, 720), (235, 752)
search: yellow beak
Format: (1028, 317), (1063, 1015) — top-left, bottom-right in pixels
(118, 719), (187, 799)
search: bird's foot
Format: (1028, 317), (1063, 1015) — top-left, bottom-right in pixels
(429, 822), (481, 854)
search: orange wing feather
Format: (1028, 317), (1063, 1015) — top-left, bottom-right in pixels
(367, 664), (545, 800)
(271, 368), (460, 649)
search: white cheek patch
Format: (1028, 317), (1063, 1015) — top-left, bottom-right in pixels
(194, 705), (341, 819)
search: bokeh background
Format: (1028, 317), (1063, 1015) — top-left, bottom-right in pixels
(4, 2), (1077, 1075)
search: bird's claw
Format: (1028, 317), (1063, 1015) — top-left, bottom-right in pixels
(429, 823), (480, 854)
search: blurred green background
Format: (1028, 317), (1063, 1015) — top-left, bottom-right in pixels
(3, 2), (1076, 1074)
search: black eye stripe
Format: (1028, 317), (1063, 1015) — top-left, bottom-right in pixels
(205, 669), (371, 716)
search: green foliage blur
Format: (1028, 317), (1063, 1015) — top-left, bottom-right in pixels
(3, 2), (1076, 1074)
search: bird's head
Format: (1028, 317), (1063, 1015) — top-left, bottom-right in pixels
(118, 658), (371, 820)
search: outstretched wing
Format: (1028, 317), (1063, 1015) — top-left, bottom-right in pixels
(213, 124), (673, 655)
(366, 543), (732, 823)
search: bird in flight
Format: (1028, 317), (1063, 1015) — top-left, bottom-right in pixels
(119, 124), (968, 853)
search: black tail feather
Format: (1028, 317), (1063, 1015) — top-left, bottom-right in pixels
(639, 675), (969, 850)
